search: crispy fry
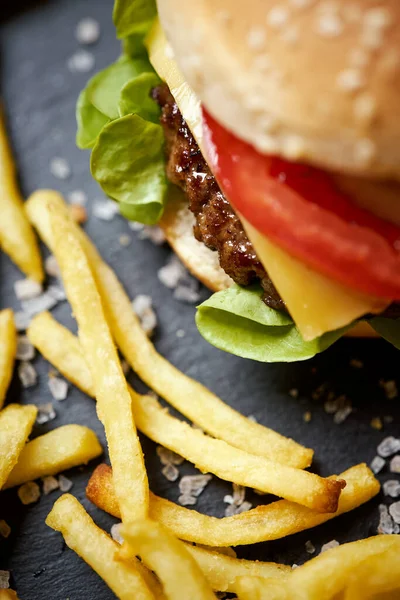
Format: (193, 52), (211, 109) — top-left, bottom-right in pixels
(0, 309), (17, 409)
(0, 110), (43, 282)
(27, 312), (93, 397)
(25, 189), (312, 469)
(46, 495), (155, 600)
(122, 519), (217, 600)
(28, 309), (343, 512)
(0, 403), (37, 489)
(87, 463), (378, 546)
(0, 591), (20, 600)
(48, 201), (148, 522)
(343, 549), (400, 600)
(4, 425), (102, 489)
(235, 576), (286, 600)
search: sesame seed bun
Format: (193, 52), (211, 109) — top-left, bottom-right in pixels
(157, 0), (400, 180)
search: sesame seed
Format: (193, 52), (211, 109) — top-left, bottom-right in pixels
(354, 138), (376, 165)
(336, 69), (365, 92)
(354, 94), (376, 125)
(361, 26), (384, 50)
(247, 27), (266, 51)
(283, 135), (306, 159)
(316, 13), (343, 37)
(281, 25), (299, 45)
(364, 8), (393, 30)
(266, 6), (290, 29)
(349, 47), (370, 69)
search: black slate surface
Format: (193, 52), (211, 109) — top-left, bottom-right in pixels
(0, 1), (399, 598)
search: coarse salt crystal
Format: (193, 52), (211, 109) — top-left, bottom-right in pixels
(14, 311), (31, 332)
(48, 377), (68, 401)
(158, 255), (187, 289)
(42, 475), (60, 495)
(93, 199), (119, 221)
(14, 278), (42, 301)
(390, 456), (400, 474)
(67, 49), (95, 73)
(138, 225), (166, 245)
(178, 494), (197, 506)
(289, 388), (299, 398)
(58, 475), (73, 492)
(18, 361), (37, 388)
(247, 414), (258, 422)
(21, 292), (58, 316)
(18, 481), (40, 505)
(0, 520), (11, 539)
(378, 504), (395, 534)
(0, 570), (10, 590)
(45, 255), (60, 278)
(156, 446), (184, 466)
(232, 483), (246, 506)
(370, 455), (385, 474)
(179, 474), (212, 497)
(173, 284), (201, 304)
(320, 540), (339, 553)
(305, 540), (315, 554)
(132, 295), (157, 337)
(333, 405), (352, 424)
(119, 234), (131, 247)
(383, 480), (400, 498)
(377, 437), (400, 458)
(223, 494), (234, 505)
(36, 403), (56, 425)
(75, 17), (100, 45)
(225, 501), (252, 517)
(47, 284), (66, 302)
(16, 335), (35, 361)
(176, 329), (186, 338)
(110, 523), (124, 544)
(389, 501), (400, 524)
(67, 190), (88, 206)
(162, 464), (179, 482)
(380, 379), (398, 400)
(50, 157), (71, 180)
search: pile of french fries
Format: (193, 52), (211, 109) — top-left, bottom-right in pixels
(1, 112), (399, 599)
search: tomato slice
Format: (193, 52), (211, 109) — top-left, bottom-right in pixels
(202, 109), (400, 300)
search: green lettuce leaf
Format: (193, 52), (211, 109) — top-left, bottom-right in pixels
(369, 316), (400, 349)
(76, 85), (110, 150)
(196, 285), (351, 363)
(91, 114), (167, 225)
(113, 0), (157, 39)
(119, 72), (161, 122)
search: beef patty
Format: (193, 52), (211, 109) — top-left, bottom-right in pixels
(152, 84), (400, 320)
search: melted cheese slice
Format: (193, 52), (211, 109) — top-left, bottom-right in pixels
(147, 19), (390, 340)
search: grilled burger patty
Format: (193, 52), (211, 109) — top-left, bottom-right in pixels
(153, 84), (400, 320)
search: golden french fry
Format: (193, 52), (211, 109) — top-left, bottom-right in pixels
(46, 495), (155, 600)
(343, 549), (400, 600)
(0, 403), (37, 489)
(122, 519), (217, 600)
(0, 591), (20, 600)
(87, 463), (378, 546)
(235, 576), (287, 600)
(0, 110), (43, 282)
(0, 309), (17, 409)
(4, 425), (102, 489)
(27, 312), (93, 397)
(25, 189), (312, 469)
(48, 201), (149, 523)
(286, 535), (400, 600)
(27, 310), (343, 512)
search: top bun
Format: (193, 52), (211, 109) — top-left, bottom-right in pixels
(157, 0), (400, 180)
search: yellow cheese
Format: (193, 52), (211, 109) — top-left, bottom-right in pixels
(147, 19), (391, 340)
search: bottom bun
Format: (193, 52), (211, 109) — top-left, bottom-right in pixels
(160, 189), (380, 340)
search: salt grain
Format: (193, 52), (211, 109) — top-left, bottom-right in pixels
(316, 13), (343, 37)
(128, 222), (166, 245)
(337, 69), (365, 92)
(158, 255), (187, 289)
(232, 483), (246, 506)
(378, 504), (395, 534)
(377, 437), (400, 458)
(156, 446), (184, 466)
(58, 475), (73, 492)
(176, 329), (186, 338)
(0, 571), (10, 590)
(45, 255), (60, 278)
(383, 480), (400, 498)
(0, 520), (11, 539)
(48, 377), (68, 401)
(248, 414), (258, 423)
(36, 403), (56, 425)
(179, 474), (212, 497)
(110, 523), (124, 544)
(119, 234), (131, 247)
(320, 540), (339, 553)
(305, 540), (316, 554)
(18, 481), (40, 505)
(370, 455), (385, 474)
(225, 500), (252, 517)
(303, 411), (312, 423)
(18, 361), (37, 388)
(333, 405), (352, 424)
(47, 284), (66, 302)
(132, 295), (157, 336)
(289, 388), (299, 398)
(380, 379), (398, 400)
(75, 17), (100, 45)
(266, 6), (289, 29)
(14, 311), (31, 332)
(14, 278), (42, 301)
(173, 284), (201, 304)
(67, 190), (88, 206)
(390, 456), (400, 474)
(388, 501), (400, 524)
(162, 464), (179, 482)
(21, 292), (58, 316)
(67, 49), (95, 73)
(93, 199), (119, 221)
(16, 335), (35, 361)
(50, 157), (71, 180)
(178, 494), (197, 506)
(42, 475), (60, 495)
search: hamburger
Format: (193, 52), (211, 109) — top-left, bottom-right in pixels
(77, 0), (400, 362)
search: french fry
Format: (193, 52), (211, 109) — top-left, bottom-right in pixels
(28, 309), (344, 512)
(46, 495), (155, 600)
(0, 403), (37, 489)
(343, 549), (400, 600)
(182, 544), (290, 593)
(87, 463), (378, 546)
(27, 312), (93, 397)
(122, 519), (217, 600)
(4, 425), (102, 489)
(25, 189), (312, 469)
(0, 591), (20, 600)
(0, 309), (17, 410)
(235, 576), (286, 600)
(0, 110), (43, 282)
(48, 201), (149, 523)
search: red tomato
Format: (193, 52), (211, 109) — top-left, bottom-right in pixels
(202, 109), (400, 300)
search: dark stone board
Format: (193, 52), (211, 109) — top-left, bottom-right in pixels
(0, 1), (399, 598)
